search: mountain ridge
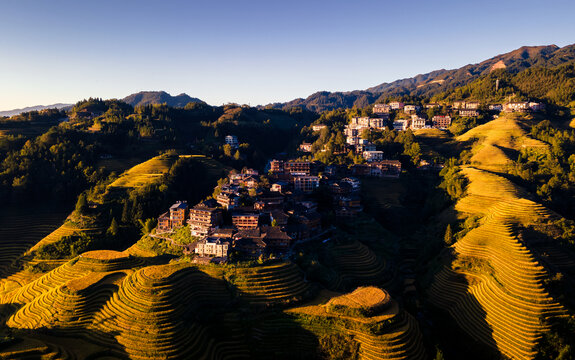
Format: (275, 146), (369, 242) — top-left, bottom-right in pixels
(0, 103), (72, 117)
(269, 43), (575, 112)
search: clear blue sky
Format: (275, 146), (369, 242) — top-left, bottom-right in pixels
(1, 0), (574, 110)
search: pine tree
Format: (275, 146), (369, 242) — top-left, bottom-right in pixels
(75, 193), (88, 214)
(444, 224), (454, 246)
(107, 218), (119, 238)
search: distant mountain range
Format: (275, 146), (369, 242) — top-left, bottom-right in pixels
(268, 43), (575, 112)
(0, 103), (72, 117)
(121, 91), (204, 108)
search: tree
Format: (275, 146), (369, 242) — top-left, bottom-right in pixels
(223, 144), (232, 157)
(138, 218), (156, 236)
(75, 193), (88, 214)
(444, 224), (454, 246)
(107, 218), (119, 238)
(233, 150), (241, 160)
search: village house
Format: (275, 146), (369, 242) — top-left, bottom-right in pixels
(231, 210), (261, 230)
(363, 150), (384, 162)
(189, 203), (224, 237)
(459, 109), (479, 117)
(373, 103), (391, 114)
(293, 175), (320, 193)
(157, 201), (189, 232)
(341, 177), (361, 191)
(465, 101), (480, 109)
(404, 105), (421, 114)
(234, 226), (293, 255)
(271, 181), (289, 193)
(356, 142), (376, 154)
(424, 103), (441, 109)
(195, 237), (230, 258)
(389, 101), (405, 110)
(410, 115), (426, 130)
(372, 160), (402, 178)
(393, 119), (410, 131)
(225, 135), (239, 149)
(452, 101), (466, 109)
(299, 142), (313, 152)
(503, 102), (529, 112)
(432, 115), (451, 129)
(216, 192), (240, 209)
(312, 124), (327, 132)
(270, 159), (284, 173)
(489, 104), (503, 111)
(285, 161), (312, 175)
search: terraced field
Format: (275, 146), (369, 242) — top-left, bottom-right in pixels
(322, 240), (391, 291)
(457, 115), (548, 173)
(288, 286), (426, 360)
(108, 155), (176, 188)
(429, 114), (567, 360)
(1, 254), (255, 359)
(224, 261), (313, 306)
(0, 206), (69, 291)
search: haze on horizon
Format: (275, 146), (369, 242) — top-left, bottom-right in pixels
(1, 0), (574, 111)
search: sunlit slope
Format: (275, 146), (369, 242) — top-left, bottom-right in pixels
(1, 254), (251, 359)
(429, 115), (567, 360)
(457, 115), (548, 173)
(108, 155), (175, 188)
(287, 287), (426, 360)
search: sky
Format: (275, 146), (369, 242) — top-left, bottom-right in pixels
(0, 0), (574, 110)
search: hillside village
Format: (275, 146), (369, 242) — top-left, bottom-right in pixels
(303, 100), (546, 164)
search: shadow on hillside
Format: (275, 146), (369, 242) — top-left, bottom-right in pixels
(244, 311), (320, 360)
(425, 248), (503, 360)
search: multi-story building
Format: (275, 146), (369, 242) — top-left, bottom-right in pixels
(232, 211), (261, 230)
(432, 115), (452, 129)
(489, 104), (503, 111)
(393, 119), (410, 131)
(404, 105), (421, 114)
(373, 103), (391, 114)
(285, 161), (312, 175)
(169, 201), (188, 228)
(424, 103), (441, 109)
(529, 102), (545, 112)
(410, 115), (426, 130)
(459, 109), (479, 117)
(195, 237), (230, 258)
(503, 102), (529, 112)
(189, 204), (223, 237)
(389, 101), (405, 110)
(157, 201), (188, 232)
(225, 135), (239, 149)
(312, 124), (327, 132)
(270, 159), (284, 173)
(293, 176), (320, 193)
(465, 102), (480, 109)
(216, 192), (240, 209)
(271, 181), (289, 193)
(363, 150), (384, 162)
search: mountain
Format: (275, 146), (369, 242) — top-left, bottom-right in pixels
(122, 91), (204, 108)
(0, 103), (72, 117)
(270, 44), (575, 112)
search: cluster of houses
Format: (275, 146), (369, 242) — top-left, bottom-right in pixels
(156, 166), (325, 263)
(154, 154), (405, 263)
(303, 99), (545, 163)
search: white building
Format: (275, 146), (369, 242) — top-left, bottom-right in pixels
(363, 150), (384, 162)
(410, 116), (426, 130)
(195, 237), (230, 258)
(225, 135), (239, 149)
